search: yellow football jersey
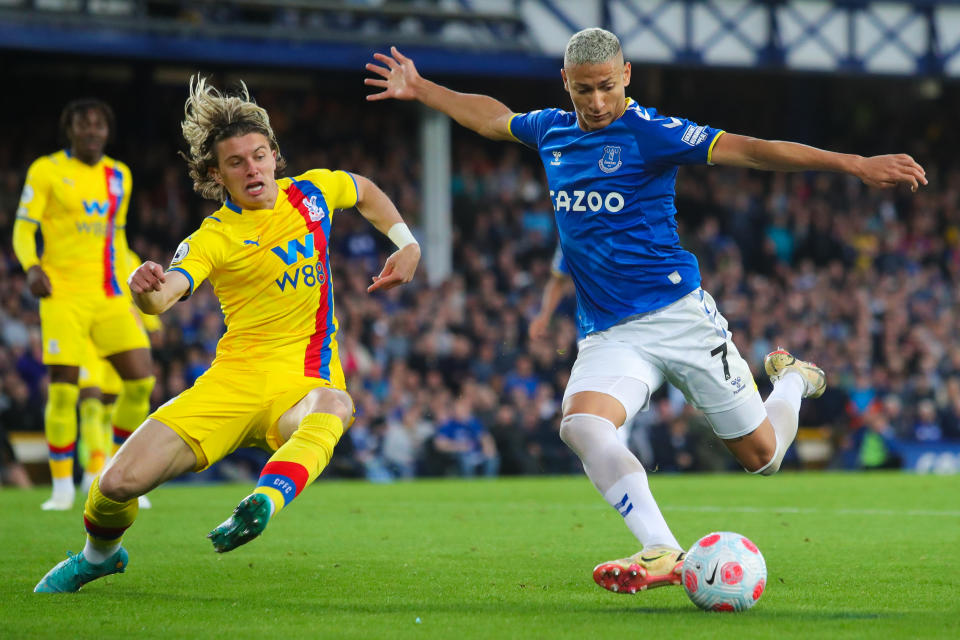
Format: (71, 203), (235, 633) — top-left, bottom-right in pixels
(169, 169), (358, 384)
(15, 150), (132, 298)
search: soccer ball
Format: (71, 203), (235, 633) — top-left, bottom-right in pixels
(681, 531), (767, 612)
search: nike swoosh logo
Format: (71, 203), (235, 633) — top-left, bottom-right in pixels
(704, 563), (718, 585)
(639, 552), (668, 563)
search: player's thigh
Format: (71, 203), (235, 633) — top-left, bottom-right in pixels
(702, 389), (769, 441)
(718, 414), (778, 471)
(269, 379), (355, 444)
(150, 367), (270, 472)
(561, 333), (663, 427)
(102, 418), (198, 497)
(39, 296), (89, 366)
(646, 289), (762, 435)
(106, 348), (153, 380)
(91, 298), (151, 367)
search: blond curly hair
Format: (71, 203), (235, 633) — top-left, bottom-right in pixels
(180, 75), (286, 201)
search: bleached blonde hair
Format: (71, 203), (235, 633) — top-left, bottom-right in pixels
(180, 75), (286, 201)
(564, 28), (622, 68)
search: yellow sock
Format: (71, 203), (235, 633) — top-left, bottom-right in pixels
(112, 377), (154, 454)
(83, 475), (139, 548)
(45, 382), (79, 481)
(253, 413), (344, 514)
(102, 401), (116, 460)
(79, 397), (106, 474)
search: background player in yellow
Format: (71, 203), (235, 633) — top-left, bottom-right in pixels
(35, 77), (421, 592)
(78, 248), (161, 510)
(11, 100), (155, 511)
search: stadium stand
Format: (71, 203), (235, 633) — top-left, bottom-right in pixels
(2, 3), (959, 484)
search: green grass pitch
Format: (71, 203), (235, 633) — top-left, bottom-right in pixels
(2, 472), (958, 639)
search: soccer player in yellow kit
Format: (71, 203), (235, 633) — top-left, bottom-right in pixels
(12, 100), (155, 511)
(35, 77), (420, 592)
(80, 251), (162, 509)
(78, 248), (161, 507)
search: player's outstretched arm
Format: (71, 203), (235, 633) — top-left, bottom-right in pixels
(711, 133), (927, 192)
(128, 261), (190, 315)
(351, 174), (421, 293)
(365, 46), (515, 141)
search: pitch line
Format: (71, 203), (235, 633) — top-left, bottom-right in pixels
(664, 505), (960, 517)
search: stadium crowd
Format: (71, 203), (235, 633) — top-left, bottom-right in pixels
(1, 73), (957, 485)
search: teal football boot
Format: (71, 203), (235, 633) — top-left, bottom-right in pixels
(34, 548), (128, 593)
(208, 493), (272, 553)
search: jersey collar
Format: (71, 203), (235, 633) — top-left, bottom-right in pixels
(223, 195), (280, 216)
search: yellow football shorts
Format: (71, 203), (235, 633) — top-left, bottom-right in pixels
(149, 363), (344, 471)
(40, 295), (149, 366)
(78, 340), (124, 394)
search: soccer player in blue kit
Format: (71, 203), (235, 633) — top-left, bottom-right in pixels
(366, 28), (927, 595)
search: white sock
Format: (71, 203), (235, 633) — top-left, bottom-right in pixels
(603, 473), (681, 550)
(51, 477), (75, 497)
(769, 371), (804, 413)
(758, 372), (805, 475)
(82, 539), (121, 565)
(560, 413), (680, 550)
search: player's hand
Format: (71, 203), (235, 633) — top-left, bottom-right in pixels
(855, 154), (927, 192)
(25, 265), (52, 298)
(365, 46), (422, 102)
(368, 243), (420, 293)
(528, 314), (550, 341)
(128, 261), (166, 293)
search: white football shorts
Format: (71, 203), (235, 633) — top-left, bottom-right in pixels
(562, 288), (766, 439)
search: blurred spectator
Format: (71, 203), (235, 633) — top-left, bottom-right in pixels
(433, 397), (499, 478)
(503, 355), (539, 400)
(849, 409), (902, 470)
(651, 417), (699, 473)
(488, 404), (529, 475)
(912, 399), (943, 443)
(381, 406), (433, 479)
(0, 373), (44, 433)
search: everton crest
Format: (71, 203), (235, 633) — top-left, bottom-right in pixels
(598, 145), (622, 173)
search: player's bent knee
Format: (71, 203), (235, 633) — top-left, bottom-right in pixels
(727, 435), (778, 474)
(98, 463), (144, 502)
(558, 413), (617, 457)
(744, 446), (780, 475)
(756, 456), (781, 476)
(305, 388), (354, 424)
(558, 415), (577, 447)
(558, 414), (590, 450)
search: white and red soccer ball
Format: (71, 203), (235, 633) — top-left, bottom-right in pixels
(681, 531), (767, 612)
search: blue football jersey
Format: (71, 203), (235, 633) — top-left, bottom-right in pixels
(509, 99), (723, 335)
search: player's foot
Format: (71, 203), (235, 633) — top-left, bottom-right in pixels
(41, 490), (75, 511)
(592, 546), (685, 594)
(138, 494), (152, 509)
(208, 493), (272, 553)
(34, 548), (128, 593)
(764, 348), (826, 399)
